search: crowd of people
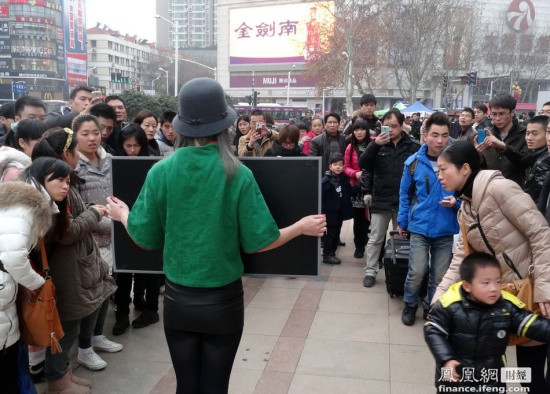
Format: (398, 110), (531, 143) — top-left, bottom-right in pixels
(2, 80), (550, 393)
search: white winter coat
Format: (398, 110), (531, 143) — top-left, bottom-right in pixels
(0, 182), (52, 350)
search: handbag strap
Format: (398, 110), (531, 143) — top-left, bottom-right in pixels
(472, 214), (525, 280)
(39, 238), (49, 272)
(460, 214), (470, 256)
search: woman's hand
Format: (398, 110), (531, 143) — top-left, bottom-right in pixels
(298, 214), (326, 237)
(105, 196), (129, 223)
(355, 171), (362, 180)
(539, 302), (550, 317)
(91, 204), (108, 219)
(439, 196), (457, 208)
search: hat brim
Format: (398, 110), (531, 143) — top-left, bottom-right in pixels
(173, 106), (237, 138)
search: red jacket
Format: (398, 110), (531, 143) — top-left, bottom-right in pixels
(301, 131), (317, 155)
(344, 144), (361, 186)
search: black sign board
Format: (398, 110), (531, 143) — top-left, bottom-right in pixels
(110, 156), (321, 277)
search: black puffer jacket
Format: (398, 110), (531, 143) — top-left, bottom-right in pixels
(521, 147), (550, 204)
(481, 119), (528, 186)
(358, 131), (420, 213)
(264, 140), (305, 157)
(425, 283), (550, 389)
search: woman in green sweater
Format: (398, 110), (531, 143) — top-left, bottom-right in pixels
(106, 78), (326, 394)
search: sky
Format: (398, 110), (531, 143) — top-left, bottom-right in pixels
(86, 0), (157, 42)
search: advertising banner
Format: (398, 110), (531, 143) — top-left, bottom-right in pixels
(230, 74), (315, 88)
(229, 1), (334, 65)
(0, 4), (9, 18)
(63, 0), (87, 86)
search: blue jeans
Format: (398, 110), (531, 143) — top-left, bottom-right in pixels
(403, 233), (453, 311)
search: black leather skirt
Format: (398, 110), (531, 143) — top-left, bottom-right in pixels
(163, 278), (244, 335)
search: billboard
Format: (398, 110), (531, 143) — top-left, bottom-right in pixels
(229, 1), (334, 65)
(63, 0), (87, 86)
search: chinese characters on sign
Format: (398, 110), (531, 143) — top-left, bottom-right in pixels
(234, 20), (300, 39)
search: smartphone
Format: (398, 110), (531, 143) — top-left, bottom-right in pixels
(477, 129), (486, 144)
(256, 122), (263, 130)
(381, 125), (390, 134)
(91, 90), (103, 100)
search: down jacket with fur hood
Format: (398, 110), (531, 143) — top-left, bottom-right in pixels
(0, 181), (51, 350)
(434, 170), (550, 304)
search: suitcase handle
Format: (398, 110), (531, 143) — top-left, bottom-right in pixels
(389, 230), (409, 265)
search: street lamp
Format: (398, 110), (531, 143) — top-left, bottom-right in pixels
(177, 58), (217, 81)
(286, 65), (296, 106)
(155, 15), (179, 96)
(322, 87), (332, 116)
(159, 68), (169, 95)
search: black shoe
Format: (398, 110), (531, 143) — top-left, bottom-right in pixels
(132, 310), (160, 329)
(401, 304), (418, 326)
(362, 276), (375, 287)
(29, 360), (45, 383)
(338, 241), (346, 247)
(354, 248), (364, 258)
(322, 255), (341, 265)
(133, 294), (145, 311)
(112, 314), (130, 335)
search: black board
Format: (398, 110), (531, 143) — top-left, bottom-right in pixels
(110, 156), (321, 277)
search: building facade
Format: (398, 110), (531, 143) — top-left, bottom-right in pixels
(0, 0), (87, 101)
(87, 26), (167, 95)
(155, 0), (218, 49)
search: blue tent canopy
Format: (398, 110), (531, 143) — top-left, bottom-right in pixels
(402, 101), (434, 117)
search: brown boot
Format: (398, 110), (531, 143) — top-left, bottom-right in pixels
(67, 363), (93, 388)
(46, 372), (92, 394)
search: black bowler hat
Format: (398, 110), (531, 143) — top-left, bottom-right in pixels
(172, 78), (236, 138)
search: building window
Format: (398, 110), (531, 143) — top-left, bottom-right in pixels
(91, 40), (97, 48)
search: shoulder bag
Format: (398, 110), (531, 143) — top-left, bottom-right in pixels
(16, 238), (64, 354)
(462, 215), (539, 346)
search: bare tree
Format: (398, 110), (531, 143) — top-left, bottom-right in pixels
(383, 0), (476, 103)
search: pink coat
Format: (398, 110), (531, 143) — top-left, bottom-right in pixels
(344, 144), (361, 186)
(301, 131), (318, 155)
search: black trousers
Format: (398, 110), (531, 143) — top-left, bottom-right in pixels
(115, 273), (161, 315)
(352, 207), (370, 250)
(0, 341), (18, 393)
(517, 344), (550, 394)
(323, 215), (343, 256)
(164, 327), (243, 394)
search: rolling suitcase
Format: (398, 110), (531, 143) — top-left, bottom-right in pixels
(383, 231), (427, 298)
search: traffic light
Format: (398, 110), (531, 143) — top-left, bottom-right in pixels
(461, 76), (469, 85)
(111, 73), (116, 83)
(136, 84), (140, 92)
(253, 91), (259, 106)
(245, 95), (252, 105)
(442, 77), (448, 89)
(467, 71), (477, 86)
(116, 72), (122, 83)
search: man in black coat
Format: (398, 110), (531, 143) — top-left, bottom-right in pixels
(359, 108), (420, 287)
(409, 112), (423, 141)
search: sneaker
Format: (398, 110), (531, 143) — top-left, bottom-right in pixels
(132, 310), (160, 329)
(112, 314), (130, 336)
(29, 360), (45, 383)
(362, 276), (375, 287)
(159, 285), (165, 295)
(322, 255), (341, 265)
(78, 348), (107, 371)
(401, 304), (418, 326)
(92, 335), (123, 353)
(354, 248), (364, 258)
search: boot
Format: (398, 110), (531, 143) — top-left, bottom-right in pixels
(46, 372), (91, 394)
(112, 313), (130, 336)
(67, 363), (92, 388)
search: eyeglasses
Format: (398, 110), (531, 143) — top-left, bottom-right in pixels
(282, 141), (296, 147)
(491, 111), (511, 119)
(63, 128), (73, 151)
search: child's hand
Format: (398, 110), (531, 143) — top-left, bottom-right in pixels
(442, 360), (461, 382)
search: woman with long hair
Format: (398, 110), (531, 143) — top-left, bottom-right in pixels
(106, 78), (325, 393)
(435, 141), (550, 393)
(133, 110), (161, 156)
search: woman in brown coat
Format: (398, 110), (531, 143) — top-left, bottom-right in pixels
(435, 141), (550, 394)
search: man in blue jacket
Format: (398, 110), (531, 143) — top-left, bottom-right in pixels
(397, 112), (459, 326)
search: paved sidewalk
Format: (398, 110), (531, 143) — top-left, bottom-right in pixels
(36, 221), (518, 393)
